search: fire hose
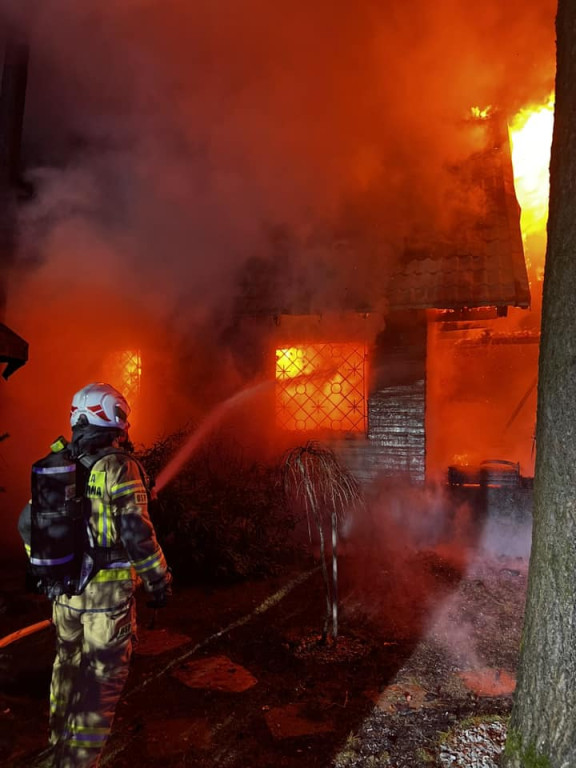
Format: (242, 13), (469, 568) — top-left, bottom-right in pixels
(0, 618), (53, 649)
(0, 603), (160, 649)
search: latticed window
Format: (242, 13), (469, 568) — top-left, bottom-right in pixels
(275, 343), (367, 433)
(105, 349), (142, 404)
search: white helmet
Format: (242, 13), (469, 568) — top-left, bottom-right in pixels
(70, 382), (131, 430)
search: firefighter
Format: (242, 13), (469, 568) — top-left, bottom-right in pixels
(18, 382), (172, 767)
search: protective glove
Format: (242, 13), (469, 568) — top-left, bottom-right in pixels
(145, 570), (173, 609)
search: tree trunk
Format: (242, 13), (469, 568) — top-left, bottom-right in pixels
(503, 2), (576, 766)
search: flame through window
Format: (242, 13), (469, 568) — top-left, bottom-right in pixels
(104, 349), (142, 405)
(275, 343), (367, 433)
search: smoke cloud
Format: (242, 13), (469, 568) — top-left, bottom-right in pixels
(340, 479), (530, 672)
(5, 0), (557, 302)
(340, 481), (478, 638)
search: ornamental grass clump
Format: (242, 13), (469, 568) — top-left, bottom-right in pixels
(282, 441), (363, 642)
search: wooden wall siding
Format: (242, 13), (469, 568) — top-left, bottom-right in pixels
(333, 379), (426, 487)
(367, 380), (426, 482)
(333, 311), (428, 486)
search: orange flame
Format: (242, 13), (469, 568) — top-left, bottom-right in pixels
(470, 105), (493, 120)
(508, 93), (555, 280)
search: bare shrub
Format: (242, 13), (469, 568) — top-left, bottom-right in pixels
(137, 428), (301, 583)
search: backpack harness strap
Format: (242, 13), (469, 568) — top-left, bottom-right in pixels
(78, 447), (150, 571)
(78, 449), (129, 570)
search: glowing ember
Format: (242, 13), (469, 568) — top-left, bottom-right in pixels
(458, 668), (516, 697)
(276, 343), (367, 433)
(508, 93), (555, 279)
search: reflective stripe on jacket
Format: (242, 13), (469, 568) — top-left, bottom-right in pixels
(84, 451), (168, 588)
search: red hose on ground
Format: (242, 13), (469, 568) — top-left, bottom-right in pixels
(0, 619), (53, 649)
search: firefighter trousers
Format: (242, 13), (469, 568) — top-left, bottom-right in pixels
(49, 580), (136, 768)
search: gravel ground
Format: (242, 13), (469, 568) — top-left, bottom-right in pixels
(331, 551), (527, 767)
(438, 719), (507, 767)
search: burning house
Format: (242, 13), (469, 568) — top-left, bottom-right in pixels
(0, 0), (556, 532)
(227, 109), (537, 488)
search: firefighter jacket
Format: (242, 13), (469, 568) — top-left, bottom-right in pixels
(19, 449), (169, 595)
